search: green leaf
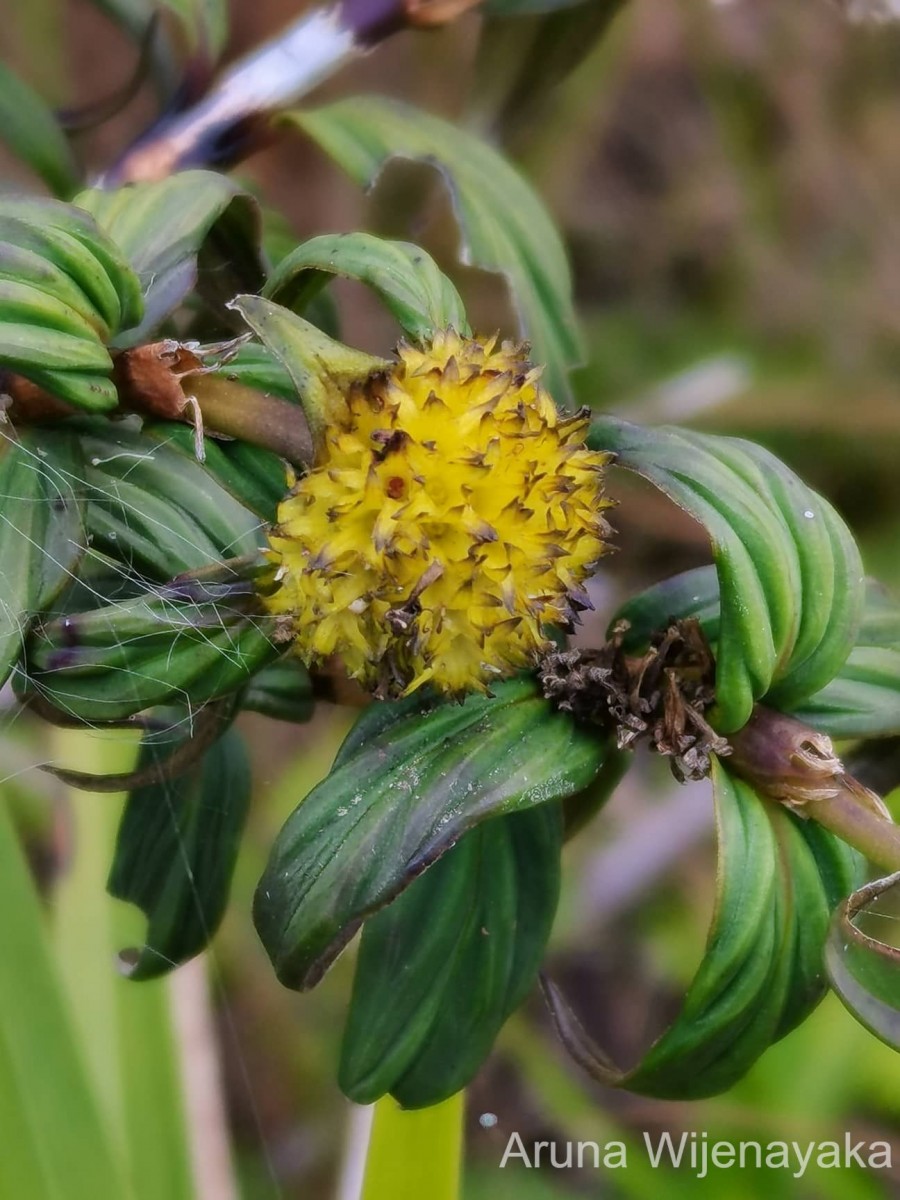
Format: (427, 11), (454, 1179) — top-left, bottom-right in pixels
(24, 573), (278, 721)
(0, 63), (79, 197)
(254, 677), (608, 990)
(616, 571), (900, 741)
(340, 803), (562, 1108)
(76, 172), (264, 341)
(590, 418), (865, 732)
(0, 198), (143, 408)
(157, 420), (289, 523)
(107, 727), (251, 979)
(265, 232), (470, 342)
(0, 428), (84, 689)
(825, 872), (900, 1051)
(212, 341), (298, 400)
(476, 2), (625, 140)
(0, 794), (131, 1200)
(0, 196), (143, 332)
(544, 760), (863, 1099)
(242, 656), (314, 723)
(611, 564), (720, 652)
(230, 295), (385, 442)
(791, 583), (900, 738)
(290, 97), (582, 402)
(69, 420), (265, 579)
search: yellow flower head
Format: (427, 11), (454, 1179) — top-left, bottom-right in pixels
(262, 330), (612, 696)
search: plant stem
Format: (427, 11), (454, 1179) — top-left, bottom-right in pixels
(727, 705), (900, 875)
(802, 784), (900, 875)
(187, 370), (314, 467)
(361, 1093), (464, 1200)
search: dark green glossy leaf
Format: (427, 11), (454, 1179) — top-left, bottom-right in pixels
(591, 418), (864, 732)
(265, 233), (469, 342)
(108, 726), (250, 980)
(254, 677), (608, 990)
(0, 63), (79, 197)
(242, 657), (314, 723)
(340, 803), (562, 1109)
(826, 872), (900, 1050)
(76, 172), (264, 341)
(24, 572), (277, 721)
(290, 97), (582, 402)
(545, 761), (862, 1099)
(0, 428), (84, 688)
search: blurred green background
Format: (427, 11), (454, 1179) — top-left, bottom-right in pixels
(2, 1), (900, 1197)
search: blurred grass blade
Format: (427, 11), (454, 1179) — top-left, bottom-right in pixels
(86, 1), (178, 91)
(254, 678), (608, 991)
(290, 97), (583, 402)
(340, 804), (562, 1108)
(826, 872), (900, 1050)
(591, 418), (865, 732)
(362, 1093), (463, 1200)
(0, 63), (79, 197)
(52, 727), (193, 1200)
(0, 789), (131, 1199)
(107, 727), (251, 979)
(265, 233), (470, 342)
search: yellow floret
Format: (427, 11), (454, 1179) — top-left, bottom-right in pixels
(261, 330), (612, 696)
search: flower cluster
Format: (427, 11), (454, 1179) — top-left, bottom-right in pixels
(262, 331), (611, 695)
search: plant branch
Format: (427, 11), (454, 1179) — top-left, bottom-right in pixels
(728, 706), (900, 874)
(100, 0), (481, 185)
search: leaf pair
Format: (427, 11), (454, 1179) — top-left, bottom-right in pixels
(253, 678), (612, 1107)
